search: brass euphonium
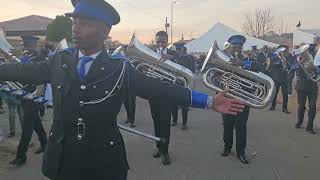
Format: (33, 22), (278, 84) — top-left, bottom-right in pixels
(0, 28), (23, 63)
(0, 27), (25, 93)
(201, 41), (275, 109)
(275, 47), (288, 71)
(293, 44), (320, 82)
(125, 35), (194, 88)
(54, 38), (69, 53)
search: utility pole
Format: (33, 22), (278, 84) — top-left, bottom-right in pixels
(165, 17), (170, 34)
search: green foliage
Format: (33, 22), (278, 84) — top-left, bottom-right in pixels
(46, 15), (72, 42)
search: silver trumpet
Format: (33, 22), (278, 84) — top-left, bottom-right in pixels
(125, 34), (194, 88)
(201, 41), (276, 109)
(293, 44), (320, 82)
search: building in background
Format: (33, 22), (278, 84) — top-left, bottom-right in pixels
(0, 15), (53, 49)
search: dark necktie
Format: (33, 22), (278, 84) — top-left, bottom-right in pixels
(78, 56), (94, 81)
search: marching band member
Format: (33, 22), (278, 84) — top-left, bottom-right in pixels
(269, 45), (290, 114)
(170, 43), (196, 130)
(293, 45), (319, 134)
(251, 45), (258, 61)
(9, 35), (47, 166)
(0, 0), (244, 179)
(257, 45), (272, 74)
(221, 35), (263, 164)
(149, 31), (177, 165)
(0, 57), (22, 138)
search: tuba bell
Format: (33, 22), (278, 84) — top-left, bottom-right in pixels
(0, 27), (25, 91)
(293, 44), (320, 82)
(125, 34), (194, 88)
(54, 38), (69, 53)
(201, 41), (275, 109)
(0, 27), (23, 63)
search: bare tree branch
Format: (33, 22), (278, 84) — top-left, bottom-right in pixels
(241, 9), (275, 38)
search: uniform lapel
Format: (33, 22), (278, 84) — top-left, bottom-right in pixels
(84, 50), (110, 83)
(63, 50), (80, 82)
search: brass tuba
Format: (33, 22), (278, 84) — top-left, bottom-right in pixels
(54, 38), (69, 53)
(201, 41), (275, 109)
(0, 27), (23, 63)
(125, 35), (194, 88)
(275, 47), (288, 71)
(0, 27), (25, 92)
(293, 44), (320, 82)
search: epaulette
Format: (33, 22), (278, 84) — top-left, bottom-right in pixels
(58, 47), (76, 54)
(109, 52), (128, 61)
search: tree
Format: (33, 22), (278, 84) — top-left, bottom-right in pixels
(241, 9), (274, 38)
(46, 15), (72, 42)
(276, 17), (290, 35)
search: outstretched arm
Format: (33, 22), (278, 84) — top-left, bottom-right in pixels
(0, 59), (51, 85)
(126, 63), (244, 115)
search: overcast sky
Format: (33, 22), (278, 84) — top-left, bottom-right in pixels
(1, 0), (319, 43)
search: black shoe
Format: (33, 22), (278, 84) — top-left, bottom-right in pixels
(34, 147), (45, 154)
(221, 148), (231, 157)
(129, 123), (136, 128)
(7, 132), (15, 138)
(295, 124), (302, 129)
(269, 106), (275, 111)
(162, 153), (171, 165)
(9, 158), (26, 166)
(0, 108), (4, 114)
(124, 119), (130, 124)
(282, 109), (291, 114)
(153, 148), (161, 158)
(238, 154), (249, 164)
(306, 129), (317, 134)
(171, 121), (177, 126)
(181, 124), (188, 130)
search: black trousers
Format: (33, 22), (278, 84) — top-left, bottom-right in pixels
(222, 106), (250, 156)
(55, 168), (128, 180)
(16, 100), (47, 159)
(0, 97), (3, 108)
(39, 104), (46, 117)
(124, 95), (136, 124)
(149, 101), (171, 154)
(171, 105), (189, 125)
(271, 82), (288, 109)
(288, 71), (295, 95)
(296, 90), (318, 130)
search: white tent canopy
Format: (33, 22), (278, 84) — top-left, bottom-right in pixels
(186, 22), (279, 54)
(293, 28), (320, 47)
